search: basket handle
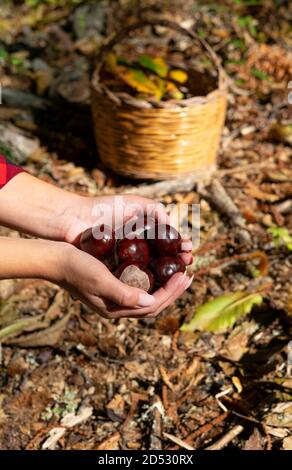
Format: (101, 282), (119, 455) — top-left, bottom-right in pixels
(95, 19), (225, 85)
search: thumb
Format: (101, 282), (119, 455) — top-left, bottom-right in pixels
(98, 270), (155, 308)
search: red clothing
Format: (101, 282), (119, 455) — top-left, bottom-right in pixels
(0, 154), (24, 189)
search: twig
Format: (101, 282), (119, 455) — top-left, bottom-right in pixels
(205, 424), (244, 450)
(2, 88), (49, 110)
(163, 432), (195, 450)
(121, 392), (148, 432)
(121, 172), (210, 198)
(200, 178), (251, 243)
(159, 365), (175, 391)
(149, 396), (163, 450)
(185, 412), (229, 444)
(171, 330), (179, 353)
(218, 162), (276, 176)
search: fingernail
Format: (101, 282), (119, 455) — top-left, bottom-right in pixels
(184, 275), (194, 290)
(137, 293), (155, 307)
(181, 241), (193, 251)
(178, 272), (187, 285)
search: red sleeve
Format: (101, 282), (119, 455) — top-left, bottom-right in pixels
(0, 154), (24, 189)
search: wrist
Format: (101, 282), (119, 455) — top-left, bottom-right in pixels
(61, 196), (96, 244)
(43, 241), (74, 284)
(0, 238), (72, 283)
(0, 172), (85, 241)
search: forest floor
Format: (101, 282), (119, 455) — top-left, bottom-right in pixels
(0, 0), (291, 450)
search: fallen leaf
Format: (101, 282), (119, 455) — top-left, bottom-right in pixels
(283, 435), (292, 450)
(96, 432), (120, 450)
(169, 69), (188, 83)
(243, 428), (264, 450)
(265, 403), (292, 428)
(181, 292), (263, 333)
(221, 321), (258, 361)
(61, 406), (93, 427)
(117, 67), (161, 98)
(245, 182), (279, 202)
(42, 427), (65, 450)
(138, 55), (168, 78)
(269, 123), (292, 145)
(5, 313), (71, 347)
(35, 68), (53, 95)
(165, 81), (184, 99)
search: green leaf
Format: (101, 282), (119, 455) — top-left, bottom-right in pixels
(237, 15), (258, 36)
(0, 319), (31, 339)
(0, 46), (8, 62)
(180, 292), (263, 333)
(251, 67), (270, 81)
(165, 81), (184, 100)
(138, 55), (168, 78)
(267, 227), (292, 251)
(118, 67), (161, 98)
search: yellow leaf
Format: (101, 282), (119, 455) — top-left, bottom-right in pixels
(118, 67), (161, 98)
(105, 52), (117, 74)
(165, 81), (184, 99)
(169, 69), (188, 83)
(181, 291), (263, 333)
(138, 55), (168, 77)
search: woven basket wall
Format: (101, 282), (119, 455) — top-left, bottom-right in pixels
(91, 20), (227, 180)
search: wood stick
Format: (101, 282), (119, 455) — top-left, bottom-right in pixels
(205, 424), (244, 450)
(200, 178), (251, 243)
(2, 88), (49, 110)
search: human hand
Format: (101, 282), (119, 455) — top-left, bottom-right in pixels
(58, 244), (193, 319)
(61, 194), (193, 265)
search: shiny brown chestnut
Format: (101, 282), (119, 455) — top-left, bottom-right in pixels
(151, 256), (185, 284)
(147, 223), (181, 256)
(80, 224), (115, 260)
(117, 238), (150, 266)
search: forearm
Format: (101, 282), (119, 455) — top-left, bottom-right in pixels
(0, 237), (66, 282)
(0, 172), (84, 241)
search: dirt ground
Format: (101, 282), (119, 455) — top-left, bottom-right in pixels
(0, 0), (291, 450)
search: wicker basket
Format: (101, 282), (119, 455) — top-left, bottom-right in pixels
(91, 19), (227, 180)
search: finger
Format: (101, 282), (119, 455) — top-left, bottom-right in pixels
(180, 234), (193, 252)
(179, 252), (193, 265)
(97, 267), (155, 309)
(115, 274), (191, 319)
(88, 274), (191, 319)
(105, 272), (188, 318)
(125, 196), (169, 224)
(145, 274), (192, 318)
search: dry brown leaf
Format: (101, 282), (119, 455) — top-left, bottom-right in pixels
(265, 403), (292, 428)
(96, 432), (120, 450)
(245, 182), (279, 202)
(35, 69), (53, 95)
(283, 435), (292, 450)
(220, 321), (258, 361)
(5, 313), (71, 347)
(243, 428), (264, 450)
(106, 394), (125, 420)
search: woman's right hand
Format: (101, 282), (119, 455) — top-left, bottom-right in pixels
(59, 244), (192, 320)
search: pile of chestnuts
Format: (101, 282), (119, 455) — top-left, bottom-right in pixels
(79, 220), (187, 292)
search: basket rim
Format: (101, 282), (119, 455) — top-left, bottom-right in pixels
(91, 75), (227, 110)
(91, 18), (228, 110)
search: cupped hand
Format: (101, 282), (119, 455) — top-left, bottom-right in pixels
(59, 244), (192, 319)
(62, 194), (193, 265)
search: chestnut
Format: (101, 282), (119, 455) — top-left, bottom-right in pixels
(151, 256), (185, 284)
(146, 223), (181, 255)
(117, 238), (150, 266)
(80, 224), (115, 260)
(115, 261), (154, 292)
